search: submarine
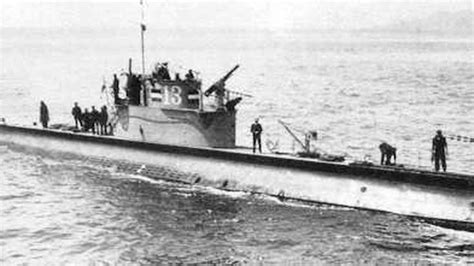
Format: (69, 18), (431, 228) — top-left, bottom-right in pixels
(0, 68), (473, 232)
(0, 6), (473, 232)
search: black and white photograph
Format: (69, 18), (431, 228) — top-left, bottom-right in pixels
(0, 0), (473, 264)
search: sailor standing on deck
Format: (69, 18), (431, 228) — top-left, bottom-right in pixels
(112, 74), (120, 104)
(250, 118), (263, 153)
(39, 101), (49, 128)
(82, 108), (90, 132)
(432, 130), (448, 172)
(71, 102), (82, 129)
(91, 106), (100, 135)
(100, 105), (108, 135)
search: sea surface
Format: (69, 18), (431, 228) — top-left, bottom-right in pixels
(1, 27), (473, 264)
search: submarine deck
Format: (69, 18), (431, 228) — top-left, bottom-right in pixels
(1, 123), (473, 191)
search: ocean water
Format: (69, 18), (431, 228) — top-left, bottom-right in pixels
(1, 28), (473, 172)
(1, 148), (473, 264)
(1, 28), (473, 263)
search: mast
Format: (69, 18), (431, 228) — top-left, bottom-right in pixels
(140, 0), (146, 75)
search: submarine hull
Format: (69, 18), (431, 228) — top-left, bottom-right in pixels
(0, 124), (473, 231)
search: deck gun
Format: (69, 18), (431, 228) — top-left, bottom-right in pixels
(204, 64), (240, 97)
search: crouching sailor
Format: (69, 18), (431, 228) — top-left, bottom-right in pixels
(379, 142), (396, 165)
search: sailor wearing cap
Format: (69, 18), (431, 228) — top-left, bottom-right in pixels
(156, 62), (171, 80)
(250, 118), (263, 153)
(432, 130), (448, 172)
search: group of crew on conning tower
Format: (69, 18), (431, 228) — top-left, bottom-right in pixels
(108, 61), (203, 108)
(108, 60), (244, 115)
(152, 62), (197, 82)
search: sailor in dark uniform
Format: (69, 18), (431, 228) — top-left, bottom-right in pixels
(156, 62), (171, 81)
(71, 102), (82, 129)
(250, 118), (263, 153)
(91, 106), (100, 135)
(161, 63), (171, 80)
(112, 74), (120, 104)
(39, 101), (49, 128)
(82, 108), (90, 132)
(379, 142), (397, 165)
(100, 105), (108, 135)
(185, 69), (195, 81)
(432, 130), (448, 172)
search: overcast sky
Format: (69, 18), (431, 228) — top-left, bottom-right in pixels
(1, 0), (472, 31)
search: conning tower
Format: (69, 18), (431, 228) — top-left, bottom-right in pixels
(108, 61), (243, 148)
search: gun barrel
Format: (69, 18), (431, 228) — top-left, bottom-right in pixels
(221, 64), (240, 82)
(204, 65), (240, 97)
